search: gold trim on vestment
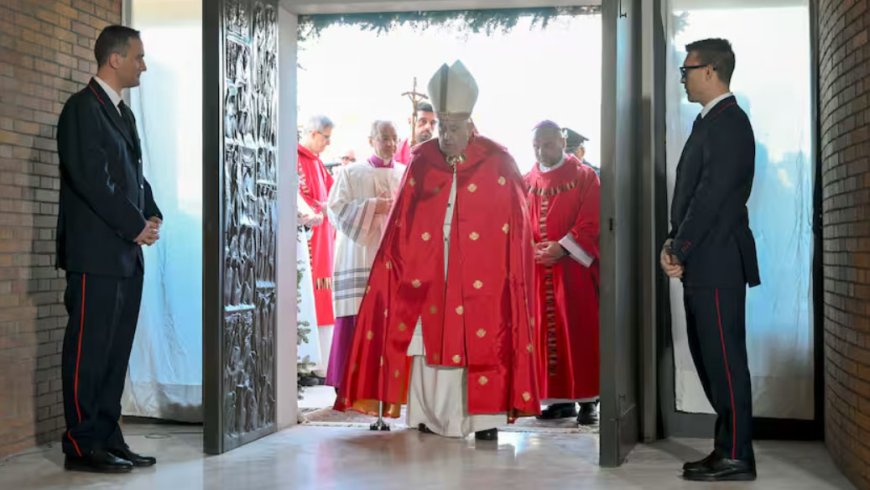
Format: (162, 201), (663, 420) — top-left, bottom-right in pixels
(348, 399), (404, 419)
(528, 178), (579, 197)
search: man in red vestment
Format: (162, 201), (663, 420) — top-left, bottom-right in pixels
(525, 120), (601, 425)
(395, 101), (437, 164)
(334, 61), (540, 440)
(298, 115), (336, 359)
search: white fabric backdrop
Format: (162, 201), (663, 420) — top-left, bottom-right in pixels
(663, 1), (815, 420)
(296, 224), (323, 369)
(121, 0), (203, 421)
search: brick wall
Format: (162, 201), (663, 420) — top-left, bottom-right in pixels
(0, 0), (121, 459)
(818, 0), (870, 487)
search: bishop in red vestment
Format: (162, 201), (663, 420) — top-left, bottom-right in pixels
(298, 116), (336, 328)
(525, 121), (601, 425)
(334, 61), (540, 440)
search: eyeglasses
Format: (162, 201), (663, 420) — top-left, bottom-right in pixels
(680, 64), (709, 80)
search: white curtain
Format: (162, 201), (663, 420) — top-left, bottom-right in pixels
(121, 0), (203, 422)
(296, 224), (322, 369)
(662, 0), (815, 420)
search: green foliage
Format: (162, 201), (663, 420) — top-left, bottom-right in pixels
(298, 7), (601, 41)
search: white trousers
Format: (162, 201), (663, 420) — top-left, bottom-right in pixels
(405, 320), (504, 438)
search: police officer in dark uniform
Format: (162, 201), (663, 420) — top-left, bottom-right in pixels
(562, 128), (599, 176)
(661, 38), (760, 482)
(56, 25), (161, 473)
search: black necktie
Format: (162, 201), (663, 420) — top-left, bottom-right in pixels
(117, 100), (136, 136)
(118, 100), (142, 163)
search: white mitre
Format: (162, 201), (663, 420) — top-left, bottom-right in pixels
(427, 60), (479, 116)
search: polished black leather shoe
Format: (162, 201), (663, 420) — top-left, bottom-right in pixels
(418, 423), (435, 434)
(576, 402), (598, 426)
(682, 455), (756, 481)
(682, 450), (718, 474)
(108, 447), (157, 467)
(536, 403), (577, 420)
(474, 428), (498, 441)
(64, 449), (133, 473)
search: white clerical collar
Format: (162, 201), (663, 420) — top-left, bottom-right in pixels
(539, 155), (566, 173)
(94, 76), (123, 114)
(701, 92), (733, 119)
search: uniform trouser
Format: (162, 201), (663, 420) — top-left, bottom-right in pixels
(684, 286), (755, 462)
(60, 268), (143, 456)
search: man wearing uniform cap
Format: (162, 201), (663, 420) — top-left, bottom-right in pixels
(563, 127), (599, 176)
(334, 61), (540, 441)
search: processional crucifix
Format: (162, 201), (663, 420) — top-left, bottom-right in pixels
(401, 77), (429, 146)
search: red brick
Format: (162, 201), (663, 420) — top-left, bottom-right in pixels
(821, 2), (870, 488)
(0, 0), (120, 459)
(70, 21), (95, 38)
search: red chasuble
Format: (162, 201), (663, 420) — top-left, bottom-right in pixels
(298, 144), (335, 326)
(524, 155), (601, 400)
(333, 136), (541, 419)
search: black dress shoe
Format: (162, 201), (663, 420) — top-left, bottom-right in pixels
(418, 423), (435, 434)
(65, 449), (133, 473)
(576, 402), (598, 425)
(474, 428), (498, 441)
(108, 447), (157, 467)
(682, 455), (756, 481)
(682, 450), (718, 474)
(536, 403), (578, 420)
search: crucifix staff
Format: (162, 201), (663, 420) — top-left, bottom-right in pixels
(401, 77), (429, 146)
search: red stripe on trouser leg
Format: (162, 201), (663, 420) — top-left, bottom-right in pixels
(66, 431), (82, 457)
(714, 288), (738, 460)
(74, 273), (86, 421)
(68, 273), (87, 456)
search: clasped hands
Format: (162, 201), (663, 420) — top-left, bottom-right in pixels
(373, 191), (392, 215)
(535, 241), (569, 266)
(135, 217), (162, 246)
(298, 210), (324, 227)
(660, 239), (684, 279)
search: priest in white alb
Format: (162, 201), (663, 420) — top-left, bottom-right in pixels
(325, 120), (405, 390)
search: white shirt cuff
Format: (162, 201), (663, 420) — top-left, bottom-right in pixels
(559, 234), (594, 267)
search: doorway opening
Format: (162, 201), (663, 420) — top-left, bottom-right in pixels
(658, 0), (819, 440)
(119, 0), (206, 448)
(294, 9), (605, 439)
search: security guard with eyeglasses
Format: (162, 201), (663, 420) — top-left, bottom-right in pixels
(662, 38), (761, 482)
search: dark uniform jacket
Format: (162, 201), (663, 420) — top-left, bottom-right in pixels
(668, 95), (760, 288)
(56, 79), (162, 277)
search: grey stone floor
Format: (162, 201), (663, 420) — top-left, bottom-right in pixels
(0, 419), (854, 490)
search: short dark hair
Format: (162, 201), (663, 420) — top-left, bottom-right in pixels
(417, 102), (434, 113)
(94, 25), (141, 67)
(685, 38), (735, 84)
